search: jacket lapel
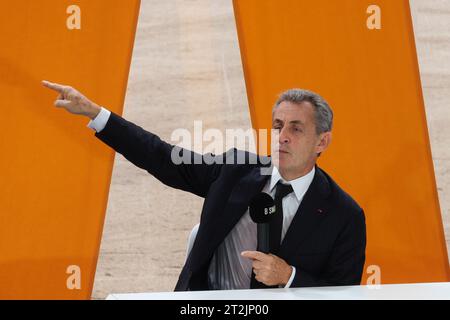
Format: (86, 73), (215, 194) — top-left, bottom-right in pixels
(278, 166), (331, 259)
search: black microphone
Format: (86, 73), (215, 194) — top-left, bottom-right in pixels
(249, 193), (276, 254)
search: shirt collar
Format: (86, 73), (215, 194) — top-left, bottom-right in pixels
(269, 166), (316, 201)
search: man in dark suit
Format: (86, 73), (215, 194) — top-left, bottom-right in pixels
(42, 80), (366, 291)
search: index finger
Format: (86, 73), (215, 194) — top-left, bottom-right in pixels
(241, 251), (268, 261)
(42, 80), (66, 93)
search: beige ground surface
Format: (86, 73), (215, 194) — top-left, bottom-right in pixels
(91, 0), (450, 299)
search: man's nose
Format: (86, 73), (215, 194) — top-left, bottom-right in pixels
(279, 128), (289, 144)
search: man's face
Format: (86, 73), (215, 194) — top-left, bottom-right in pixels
(271, 101), (329, 179)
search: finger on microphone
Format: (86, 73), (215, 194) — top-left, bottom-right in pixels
(252, 260), (263, 269)
(241, 251), (266, 261)
(241, 251), (250, 257)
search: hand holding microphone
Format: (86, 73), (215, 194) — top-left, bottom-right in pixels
(242, 192), (293, 287)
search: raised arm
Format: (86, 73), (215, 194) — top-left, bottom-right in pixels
(42, 80), (225, 197)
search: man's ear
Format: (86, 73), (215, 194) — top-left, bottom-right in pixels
(316, 131), (332, 154)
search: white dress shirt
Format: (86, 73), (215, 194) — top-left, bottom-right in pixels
(87, 108), (315, 289)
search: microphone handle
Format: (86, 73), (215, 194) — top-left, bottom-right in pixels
(257, 223), (270, 254)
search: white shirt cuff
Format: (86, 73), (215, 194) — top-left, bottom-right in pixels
(284, 266), (296, 288)
(87, 107), (111, 133)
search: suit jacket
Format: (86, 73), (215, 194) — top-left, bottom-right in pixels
(95, 112), (367, 291)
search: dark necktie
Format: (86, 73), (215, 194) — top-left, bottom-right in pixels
(250, 181), (293, 289)
(270, 182), (294, 254)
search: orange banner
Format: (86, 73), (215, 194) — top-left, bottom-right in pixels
(0, 0), (140, 299)
(233, 0), (450, 284)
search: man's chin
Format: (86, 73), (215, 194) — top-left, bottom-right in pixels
(271, 151), (288, 164)
(273, 159), (290, 171)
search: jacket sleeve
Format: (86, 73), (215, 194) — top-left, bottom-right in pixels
(291, 210), (367, 287)
(94, 112), (225, 198)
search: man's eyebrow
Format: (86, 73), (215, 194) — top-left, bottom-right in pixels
(273, 119), (283, 124)
(272, 119), (305, 126)
(289, 120), (305, 126)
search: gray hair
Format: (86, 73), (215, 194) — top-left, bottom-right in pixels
(272, 89), (333, 135)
